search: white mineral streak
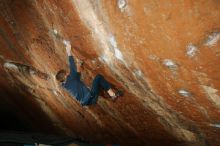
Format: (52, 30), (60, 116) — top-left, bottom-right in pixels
(186, 43), (198, 57)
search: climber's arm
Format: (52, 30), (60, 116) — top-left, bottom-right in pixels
(63, 40), (77, 77)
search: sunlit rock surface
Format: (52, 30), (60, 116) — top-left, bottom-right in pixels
(0, 0), (220, 146)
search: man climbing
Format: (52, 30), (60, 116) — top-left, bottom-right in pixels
(56, 40), (123, 106)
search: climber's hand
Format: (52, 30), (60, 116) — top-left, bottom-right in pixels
(63, 40), (71, 56)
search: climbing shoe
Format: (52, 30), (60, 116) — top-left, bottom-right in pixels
(111, 89), (123, 101)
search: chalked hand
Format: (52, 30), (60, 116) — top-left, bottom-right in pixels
(63, 40), (71, 56)
(63, 40), (70, 46)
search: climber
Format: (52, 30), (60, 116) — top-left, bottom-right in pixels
(56, 40), (123, 106)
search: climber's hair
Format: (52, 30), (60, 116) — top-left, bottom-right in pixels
(56, 69), (67, 82)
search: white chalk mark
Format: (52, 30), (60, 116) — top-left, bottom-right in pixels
(178, 89), (192, 97)
(133, 69), (143, 78)
(201, 85), (220, 108)
(209, 124), (220, 128)
(4, 62), (18, 71)
(163, 59), (177, 69)
(148, 54), (160, 61)
(53, 90), (59, 96)
(186, 43), (198, 57)
(100, 54), (110, 63)
(92, 60), (96, 64)
(109, 36), (117, 48)
(53, 29), (58, 35)
(29, 70), (36, 75)
(115, 48), (123, 61)
(118, 0), (127, 11)
(109, 35), (125, 62)
(204, 32), (220, 47)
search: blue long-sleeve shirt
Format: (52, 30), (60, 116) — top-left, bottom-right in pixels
(62, 56), (91, 106)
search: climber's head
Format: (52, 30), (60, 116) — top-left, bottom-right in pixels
(56, 69), (67, 82)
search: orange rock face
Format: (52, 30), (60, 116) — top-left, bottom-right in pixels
(0, 0), (220, 146)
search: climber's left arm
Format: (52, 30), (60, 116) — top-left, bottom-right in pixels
(64, 40), (78, 77)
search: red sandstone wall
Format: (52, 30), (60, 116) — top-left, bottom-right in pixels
(0, 0), (220, 146)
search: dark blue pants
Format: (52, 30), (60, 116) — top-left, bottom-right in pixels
(88, 74), (111, 104)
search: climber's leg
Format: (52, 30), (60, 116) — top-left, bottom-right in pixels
(88, 74), (111, 104)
